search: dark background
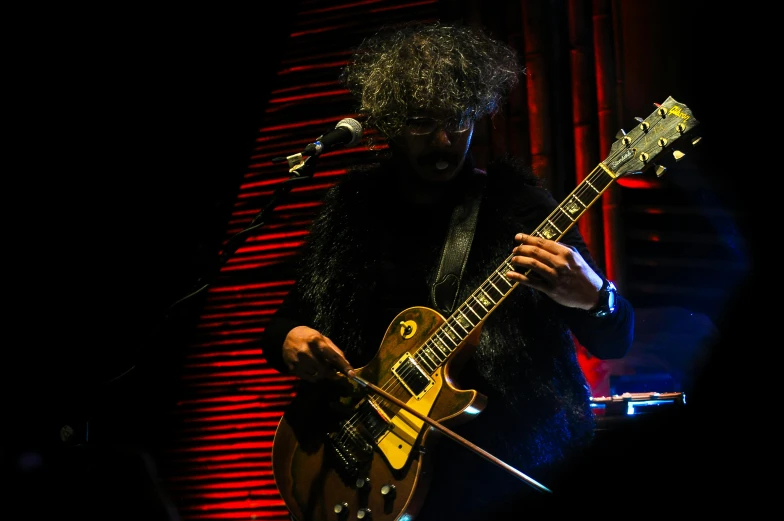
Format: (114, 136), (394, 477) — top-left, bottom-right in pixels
(8, 9), (303, 516)
(12, 6), (300, 404)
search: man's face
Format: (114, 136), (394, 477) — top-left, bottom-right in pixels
(395, 111), (475, 183)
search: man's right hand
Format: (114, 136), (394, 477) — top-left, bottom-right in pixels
(282, 326), (355, 382)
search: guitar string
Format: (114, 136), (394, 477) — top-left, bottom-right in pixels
(335, 104), (687, 447)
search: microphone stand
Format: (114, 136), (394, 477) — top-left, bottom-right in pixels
(165, 150), (318, 313)
(53, 151), (318, 509)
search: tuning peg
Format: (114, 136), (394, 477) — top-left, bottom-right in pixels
(615, 128), (627, 139)
(655, 164), (667, 177)
(691, 136), (702, 147)
(672, 150), (686, 161)
(634, 117), (644, 123)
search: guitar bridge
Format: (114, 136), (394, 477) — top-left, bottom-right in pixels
(326, 419), (374, 478)
(391, 352), (435, 399)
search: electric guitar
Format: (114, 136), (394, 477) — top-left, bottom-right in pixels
(271, 96), (700, 521)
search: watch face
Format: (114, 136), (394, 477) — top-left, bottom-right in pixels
(606, 281), (617, 313)
(589, 280), (616, 317)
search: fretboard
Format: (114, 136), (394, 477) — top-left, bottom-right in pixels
(410, 165), (617, 375)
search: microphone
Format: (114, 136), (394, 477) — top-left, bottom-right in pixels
(302, 118), (363, 156)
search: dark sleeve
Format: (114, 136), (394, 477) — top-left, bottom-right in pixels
(561, 293), (634, 360)
(557, 223), (635, 360)
(259, 284), (315, 374)
(258, 176), (352, 374)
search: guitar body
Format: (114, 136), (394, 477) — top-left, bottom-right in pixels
(272, 306), (487, 521)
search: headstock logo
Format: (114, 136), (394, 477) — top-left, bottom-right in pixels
(669, 105), (690, 121)
(610, 149), (634, 170)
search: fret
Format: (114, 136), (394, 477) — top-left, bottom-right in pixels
(557, 206), (576, 222)
(568, 194), (587, 210)
(538, 224), (559, 241)
(444, 328), (461, 345)
(416, 352), (435, 373)
(544, 219), (563, 235)
(486, 280), (504, 299)
(466, 301), (484, 320)
(552, 211), (573, 224)
(479, 288), (496, 307)
(457, 308), (475, 328)
(494, 270), (515, 288)
(426, 340), (446, 362)
(589, 171), (613, 192)
(466, 300), (489, 323)
(438, 329), (459, 348)
(558, 196), (588, 217)
(420, 347), (438, 369)
(575, 190), (598, 207)
(572, 192), (591, 208)
(584, 179), (600, 194)
(428, 344), (446, 364)
(450, 318), (469, 335)
(432, 336), (450, 356)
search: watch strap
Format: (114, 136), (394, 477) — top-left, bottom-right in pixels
(588, 278), (616, 318)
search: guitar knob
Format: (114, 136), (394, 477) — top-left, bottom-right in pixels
(357, 507), (372, 519)
(380, 484), (396, 498)
(333, 502), (349, 517)
(355, 476), (371, 489)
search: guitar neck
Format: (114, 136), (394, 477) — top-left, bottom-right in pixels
(412, 95), (700, 373)
(412, 165), (617, 373)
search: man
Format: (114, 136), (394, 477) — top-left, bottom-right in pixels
(262, 22), (633, 521)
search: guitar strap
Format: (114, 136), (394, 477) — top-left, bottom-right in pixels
(431, 168), (486, 315)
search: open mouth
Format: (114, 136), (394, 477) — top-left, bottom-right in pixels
(419, 153), (457, 168)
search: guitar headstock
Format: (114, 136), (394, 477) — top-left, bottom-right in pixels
(605, 96), (700, 179)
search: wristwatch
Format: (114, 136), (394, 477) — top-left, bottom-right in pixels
(588, 279), (617, 318)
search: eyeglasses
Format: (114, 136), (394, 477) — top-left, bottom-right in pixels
(404, 117), (472, 136)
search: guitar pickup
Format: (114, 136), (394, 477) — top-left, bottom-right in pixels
(391, 352), (435, 399)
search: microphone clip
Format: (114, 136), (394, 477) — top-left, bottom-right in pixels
(284, 152), (317, 181)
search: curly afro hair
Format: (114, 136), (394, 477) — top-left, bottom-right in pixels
(339, 22), (524, 140)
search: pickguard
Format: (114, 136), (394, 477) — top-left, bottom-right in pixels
(377, 368), (443, 469)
